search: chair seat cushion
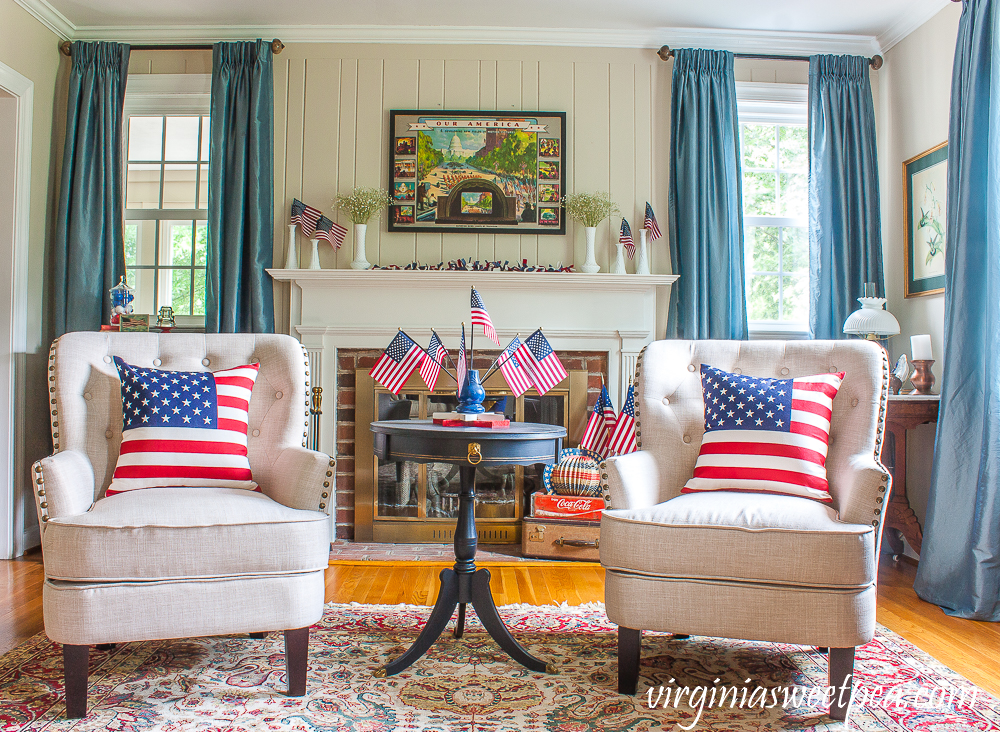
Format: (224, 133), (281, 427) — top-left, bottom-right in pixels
(42, 488), (330, 582)
(600, 491), (875, 589)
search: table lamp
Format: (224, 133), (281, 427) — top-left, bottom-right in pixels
(843, 282), (900, 350)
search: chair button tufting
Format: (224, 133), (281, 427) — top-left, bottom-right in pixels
(202, 358), (211, 366)
(84, 392), (92, 400)
(683, 435), (692, 444)
(252, 429), (260, 437)
(275, 391), (283, 399)
(105, 430), (113, 439)
(103, 356), (112, 364)
(250, 357), (259, 364)
(733, 368), (742, 375)
(780, 367), (789, 376)
(662, 397), (670, 405)
(687, 364), (696, 372)
(152, 358), (162, 367)
(851, 398), (859, 407)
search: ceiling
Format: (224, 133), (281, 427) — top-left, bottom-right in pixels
(18, 0), (954, 53)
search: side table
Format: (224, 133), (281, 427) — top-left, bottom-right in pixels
(881, 393), (939, 557)
(370, 419), (565, 676)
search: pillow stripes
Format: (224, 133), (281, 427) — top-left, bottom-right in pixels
(682, 365), (844, 503)
(108, 358), (260, 496)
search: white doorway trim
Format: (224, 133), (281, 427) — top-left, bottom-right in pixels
(0, 61), (33, 559)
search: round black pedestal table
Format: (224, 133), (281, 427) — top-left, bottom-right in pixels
(370, 419), (566, 677)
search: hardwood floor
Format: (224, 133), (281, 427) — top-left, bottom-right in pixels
(3, 552), (999, 698)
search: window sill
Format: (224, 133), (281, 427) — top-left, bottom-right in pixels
(748, 323), (811, 340)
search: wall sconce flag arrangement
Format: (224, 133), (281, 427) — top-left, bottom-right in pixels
(368, 287), (569, 426)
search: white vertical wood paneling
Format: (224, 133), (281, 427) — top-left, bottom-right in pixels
(275, 50), (665, 273)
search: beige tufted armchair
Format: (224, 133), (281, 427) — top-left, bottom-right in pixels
(32, 333), (334, 718)
(600, 340), (889, 721)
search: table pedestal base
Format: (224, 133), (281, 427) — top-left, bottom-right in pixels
(377, 566), (555, 676)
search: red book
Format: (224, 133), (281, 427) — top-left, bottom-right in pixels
(433, 418), (511, 429)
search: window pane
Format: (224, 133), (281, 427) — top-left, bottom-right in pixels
(169, 221), (194, 266)
(157, 268), (191, 316)
(781, 226), (808, 273)
(124, 224), (138, 266)
(742, 124), (777, 169)
(779, 171), (807, 218)
(779, 125), (807, 169)
(162, 164), (198, 208)
(743, 171), (777, 216)
(164, 116), (201, 161)
(200, 117), (211, 161)
(747, 226), (779, 272)
(126, 163), (162, 209)
(128, 117), (163, 161)
(128, 219), (156, 265)
(748, 274), (780, 321)
(130, 267), (156, 315)
(198, 164), (209, 209)
(193, 223), (207, 315)
(782, 275), (808, 322)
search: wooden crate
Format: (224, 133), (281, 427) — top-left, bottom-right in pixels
(521, 518), (601, 562)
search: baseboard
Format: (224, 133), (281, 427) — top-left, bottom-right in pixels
(20, 525), (40, 554)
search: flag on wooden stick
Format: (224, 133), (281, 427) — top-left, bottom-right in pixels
(471, 287), (501, 346)
(644, 202), (661, 242)
(315, 215), (348, 251)
(457, 323), (468, 393)
(580, 386), (614, 456)
(419, 331), (447, 391)
(514, 329), (568, 396)
(290, 198), (322, 238)
(497, 336), (532, 397)
(607, 383), (638, 456)
(620, 218), (635, 259)
(369, 331), (425, 394)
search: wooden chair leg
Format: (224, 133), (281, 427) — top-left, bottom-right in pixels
(95, 643), (116, 651)
(63, 644), (89, 719)
(249, 632), (267, 639)
(617, 627), (642, 695)
(829, 647), (856, 721)
(284, 627), (309, 697)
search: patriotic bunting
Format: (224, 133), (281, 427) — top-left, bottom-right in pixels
(369, 332), (425, 394)
(471, 287), (501, 346)
(514, 329), (568, 396)
(644, 202), (661, 242)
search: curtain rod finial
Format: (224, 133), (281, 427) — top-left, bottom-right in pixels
(657, 45), (673, 62)
(271, 39), (284, 54)
(870, 54), (883, 70)
(59, 41), (72, 57)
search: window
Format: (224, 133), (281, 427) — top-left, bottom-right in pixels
(123, 75), (211, 323)
(737, 82), (809, 337)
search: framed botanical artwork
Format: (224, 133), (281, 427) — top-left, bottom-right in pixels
(904, 142), (948, 297)
(387, 109), (567, 234)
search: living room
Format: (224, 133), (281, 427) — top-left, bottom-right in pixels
(1, 0), (999, 729)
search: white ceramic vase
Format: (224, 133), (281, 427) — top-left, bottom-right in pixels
(611, 241), (627, 274)
(307, 238), (322, 270)
(350, 223), (371, 270)
(580, 226), (600, 273)
(284, 224), (299, 269)
(636, 228), (651, 275)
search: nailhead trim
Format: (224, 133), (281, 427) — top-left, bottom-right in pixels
(33, 460), (49, 526)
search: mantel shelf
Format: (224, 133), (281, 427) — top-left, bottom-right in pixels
(267, 268), (678, 292)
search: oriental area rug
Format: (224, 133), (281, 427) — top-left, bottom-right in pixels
(0, 602), (997, 731)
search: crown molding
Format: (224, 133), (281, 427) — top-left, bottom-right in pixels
(65, 22), (881, 55)
(877, 0), (952, 52)
(12, 0), (74, 40)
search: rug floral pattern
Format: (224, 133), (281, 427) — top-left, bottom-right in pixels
(0, 603), (997, 731)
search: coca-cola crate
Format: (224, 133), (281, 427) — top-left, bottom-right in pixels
(531, 493), (605, 522)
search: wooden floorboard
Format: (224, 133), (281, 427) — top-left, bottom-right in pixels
(3, 551), (998, 698)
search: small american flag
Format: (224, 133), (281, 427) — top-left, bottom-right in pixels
(370, 332), (425, 394)
(419, 331), (447, 391)
(457, 324), (468, 393)
(683, 365), (844, 502)
(108, 358), (259, 495)
(580, 387), (613, 456)
(514, 329), (568, 396)
(315, 215), (347, 250)
(498, 336), (532, 397)
(600, 384), (617, 440)
(620, 218), (635, 259)
(290, 198), (322, 238)
(644, 202), (661, 241)
(471, 287), (501, 346)
(606, 384), (638, 457)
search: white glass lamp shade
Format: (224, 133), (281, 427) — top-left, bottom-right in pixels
(843, 297), (900, 337)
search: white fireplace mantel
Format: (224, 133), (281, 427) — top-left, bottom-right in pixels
(268, 268), (677, 456)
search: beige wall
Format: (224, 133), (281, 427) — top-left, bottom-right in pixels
(877, 3), (961, 542)
(0, 0), (65, 550)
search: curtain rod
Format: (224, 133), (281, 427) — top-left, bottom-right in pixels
(60, 39), (285, 56)
(656, 45), (883, 70)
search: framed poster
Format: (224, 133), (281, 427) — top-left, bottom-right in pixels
(904, 142), (948, 297)
(387, 109), (567, 235)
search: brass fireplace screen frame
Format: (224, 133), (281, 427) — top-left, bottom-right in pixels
(354, 368), (587, 543)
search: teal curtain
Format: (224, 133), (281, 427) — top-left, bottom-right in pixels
(667, 49), (746, 340)
(207, 40), (275, 333)
(914, 0), (1000, 621)
(808, 55), (883, 339)
(51, 41), (130, 335)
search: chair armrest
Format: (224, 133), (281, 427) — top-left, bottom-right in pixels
(33, 450), (97, 526)
(831, 453), (891, 531)
(256, 446), (335, 513)
(602, 450), (661, 510)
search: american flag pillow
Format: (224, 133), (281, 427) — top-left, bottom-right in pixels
(107, 358), (260, 496)
(683, 364), (845, 503)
